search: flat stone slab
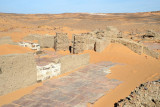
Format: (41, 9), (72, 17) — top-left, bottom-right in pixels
(3, 61), (122, 107)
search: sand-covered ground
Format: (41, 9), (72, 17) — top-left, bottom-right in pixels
(0, 11), (160, 107)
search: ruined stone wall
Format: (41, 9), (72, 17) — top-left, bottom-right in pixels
(59, 54), (90, 74)
(23, 34), (55, 48)
(39, 35), (55, 48)
(111, 38), (143, 55)
(72, 33), (87, 54)
(72, 26), (119, 54)
(37, 63), (61, 82)
(143, 46), (159, 59)
(95, 39), (111, 52)
(54, 33), (69, 51)
(0, 53), (37, 96)
(105, 26), (120, 38)
(111, 38), (160, 59)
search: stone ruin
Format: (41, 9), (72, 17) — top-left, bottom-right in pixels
(0, 50), (90, 95)
(0, 26), (160, 96)
(72, 26), (120, 54)
(20, 26), (160, 59)
(0, 53), (37, 96)
(115, 80), (160, 107)
(20, 26), (120, 54)
(36, 61), (61, 82)
(142, 30), (160, 40)
(54, 33), (70, 51)
(23, 34), (55, 48)
(18, 41), (40, 51)
(129, 30), (160, 42)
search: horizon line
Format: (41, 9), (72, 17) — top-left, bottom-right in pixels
(0, 10), (160, 15)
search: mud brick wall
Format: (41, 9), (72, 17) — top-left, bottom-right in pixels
(0, 53), (37, 96)
(95, 39), (111, 52)
(111, 38), (143, 55)
(59, 54), (90, 74)
(111, 38), (160, 59)
(72, 26), (119, 54)
(38, 35), (55, 48)
(105, 26), (120, 38)
(54, 33), (70, 51)
(143, 46), (160, 59)
(72, 34), (94, 54)
(84, 34), (96, 50)
(23, 34), (55, 48)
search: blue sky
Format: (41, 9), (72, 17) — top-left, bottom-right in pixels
(0, 0), (160, 14)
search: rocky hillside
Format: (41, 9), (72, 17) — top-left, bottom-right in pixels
(115, 80), (160, 107)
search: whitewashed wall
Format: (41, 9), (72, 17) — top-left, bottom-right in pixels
(18, 42), (40, 51)
(37, 63), (61, 82)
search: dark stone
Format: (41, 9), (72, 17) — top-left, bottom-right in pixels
(0, 68), (2, 74)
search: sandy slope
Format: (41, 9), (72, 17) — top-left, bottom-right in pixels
(83, 43), (160, 107)
(0, 44), (34, 55)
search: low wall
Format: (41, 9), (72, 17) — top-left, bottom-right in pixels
(111, 38), (160, 59)
(0, 53), (37, 96)
(111, 38), (143, 55)
(143, 46), (159, 59)
(23, 34), (55, 48)
(59, 54), (90, 74)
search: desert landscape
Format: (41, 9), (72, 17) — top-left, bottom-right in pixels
(0, 11), (160, 107)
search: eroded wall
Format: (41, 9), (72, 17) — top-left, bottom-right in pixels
(23, 34), (55, 48)
(0, 53), (37, 96)
(54, 33), (70, 51)
(111, 38), (143, 55)
(59, 54), (90, 74)
(111, 38), (160, 59)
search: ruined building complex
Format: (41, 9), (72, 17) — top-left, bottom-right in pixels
(0, 26), (160, 96)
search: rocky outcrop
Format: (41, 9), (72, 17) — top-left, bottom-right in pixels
(115, 80), (160, 107)
(0, 53), (37, 96)
(54, 33), (70, 51)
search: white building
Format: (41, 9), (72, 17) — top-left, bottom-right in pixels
(18, 42), (40, 51)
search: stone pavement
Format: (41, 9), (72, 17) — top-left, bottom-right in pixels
(2, 61), (122, 107)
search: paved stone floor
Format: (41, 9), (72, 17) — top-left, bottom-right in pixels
(2, 61), (122, 107)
